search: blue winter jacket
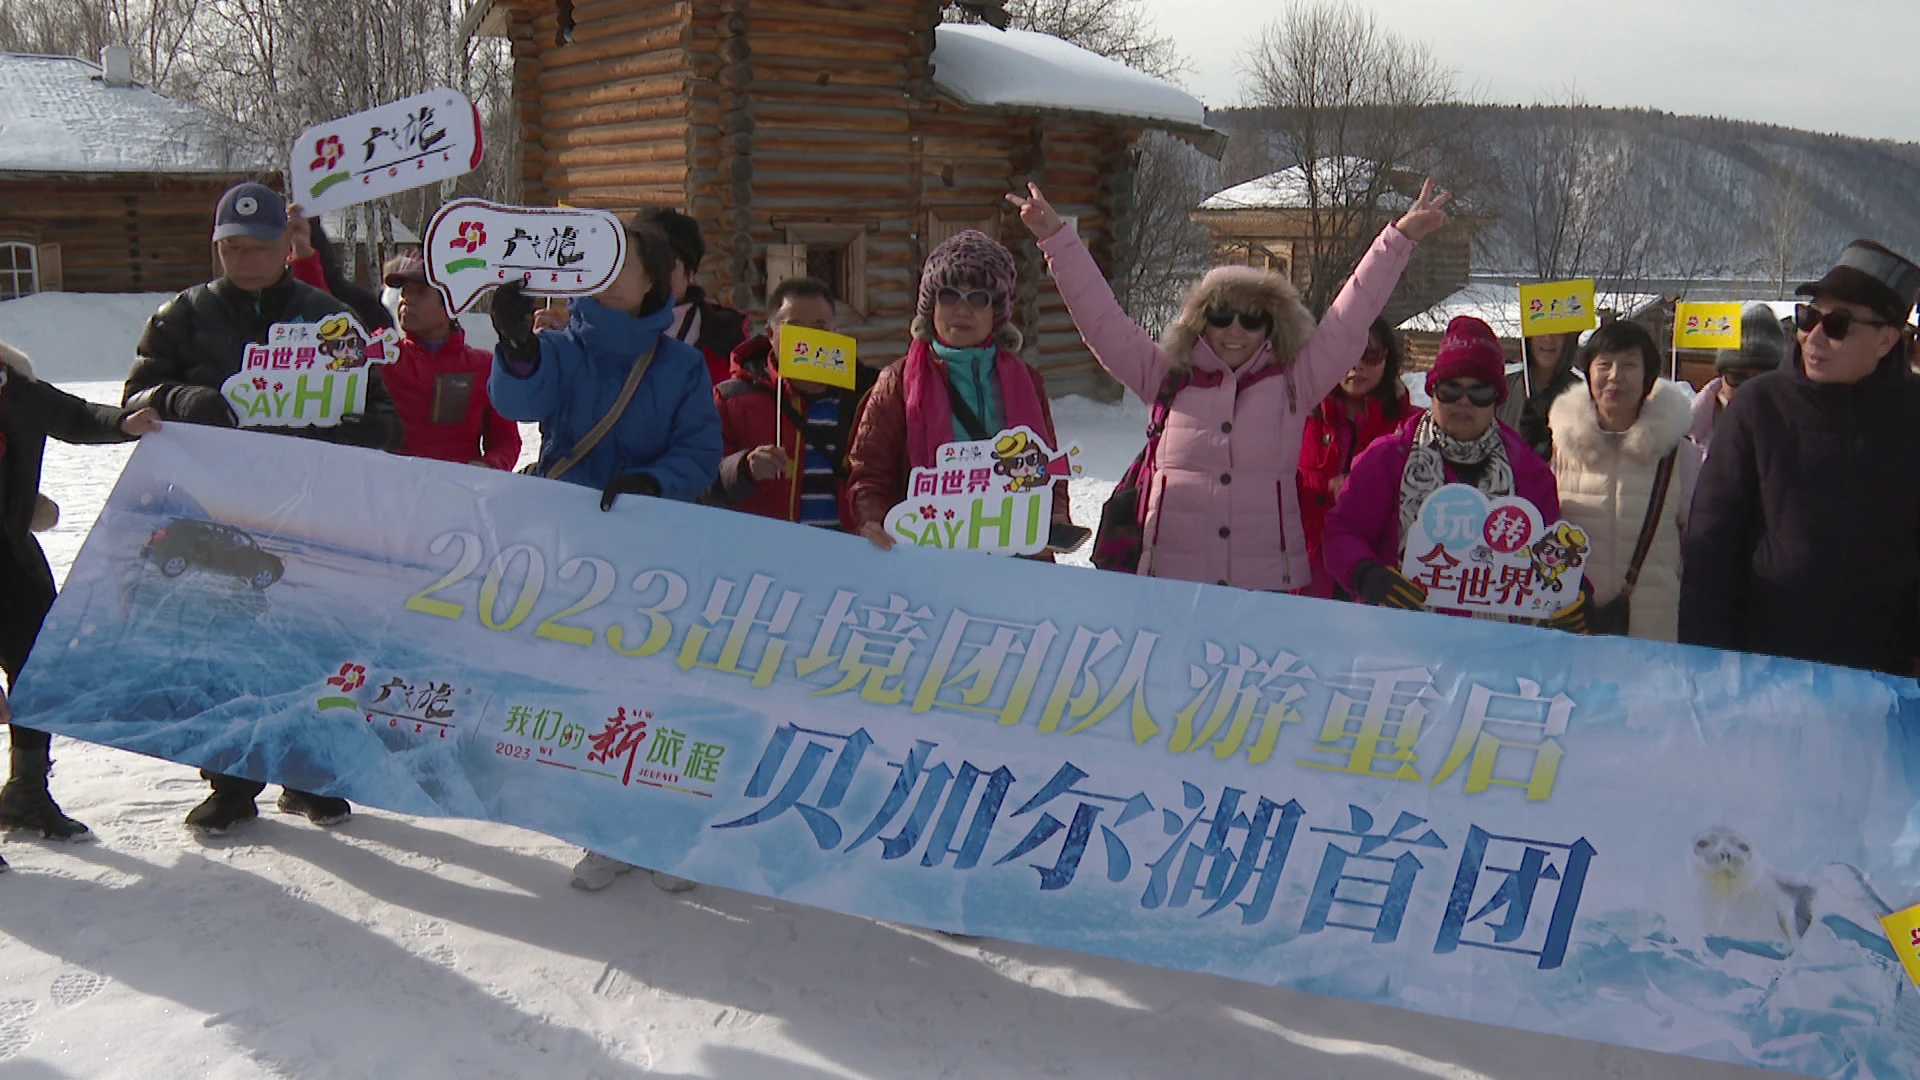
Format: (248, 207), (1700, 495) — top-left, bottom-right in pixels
(488, 295), (721, 501)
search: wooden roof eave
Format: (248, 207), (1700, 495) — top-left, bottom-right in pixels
(931, 92), (1226, 159)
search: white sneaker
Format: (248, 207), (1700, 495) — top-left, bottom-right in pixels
(569, 851), (637, 891)
(649, 870), (697, 893)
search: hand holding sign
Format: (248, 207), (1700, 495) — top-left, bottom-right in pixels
(424, 199), (628, 314)
(1398, 484), (1588, 619)
(221, 313), (399, 428)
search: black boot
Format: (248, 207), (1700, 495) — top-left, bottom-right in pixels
(0, 728), (91, 841)
(184, 789), (259, 834)
(276, 789), (350, 826)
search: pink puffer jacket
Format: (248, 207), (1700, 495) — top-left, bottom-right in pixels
(1040, 224), (1417, 590)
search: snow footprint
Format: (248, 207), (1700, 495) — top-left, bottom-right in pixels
(402, 920), (458, 968)
(50, 968), (107, 1007)
(0, 999), (38, 1060)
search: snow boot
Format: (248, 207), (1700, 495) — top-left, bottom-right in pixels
(569, 851), (637, 891)
(649, 870), (696, 894)
(276, 789), (351, 826)
(185, 790), (259, 834)
(0, 730), (92, 841)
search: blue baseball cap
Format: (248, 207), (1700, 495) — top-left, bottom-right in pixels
(212, 182), (288, 242)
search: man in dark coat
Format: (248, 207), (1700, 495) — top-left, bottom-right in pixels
(0, 341), (160, 868)
(123, 181), (401, 833)
(1680, 240), (1920, 675)
(639, 207), (749, 389)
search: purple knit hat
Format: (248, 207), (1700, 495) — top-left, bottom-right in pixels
(916, 230), (1017, 338)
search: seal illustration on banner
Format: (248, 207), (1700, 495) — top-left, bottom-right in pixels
(882, 426), (1082, 555)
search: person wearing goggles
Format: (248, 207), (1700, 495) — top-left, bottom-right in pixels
(1321, 315), (1588, 633)
(1686, 302), (1789, 456)
(1682, 240), (1920, 675)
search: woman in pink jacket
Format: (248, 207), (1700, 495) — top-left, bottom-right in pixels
(1009, 179), (1451, 591)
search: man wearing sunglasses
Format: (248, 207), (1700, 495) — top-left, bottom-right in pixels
(1681, 241), (1920, 675)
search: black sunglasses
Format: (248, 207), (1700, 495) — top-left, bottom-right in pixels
(1432, 381), (1499, 408)
(1794, 303), (1892, 341)
(936, 286), (996, 310)
(1721, 368), (1765, 388)
(1205, 307), (1273, 333)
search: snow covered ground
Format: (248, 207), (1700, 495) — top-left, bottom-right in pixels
(0, 294), (1782, 1077)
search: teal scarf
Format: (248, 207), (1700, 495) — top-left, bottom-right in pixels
(933, 341), (1003, 436)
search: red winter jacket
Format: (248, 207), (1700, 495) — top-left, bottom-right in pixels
(383, 327), (522, 469)
(1297, 388), (1411, 597)
(708, 335), (872, 528)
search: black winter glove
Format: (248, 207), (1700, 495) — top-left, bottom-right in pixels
(1546, 586), (1590, 635)
(490, 280), (540, 369)
(1353, 559), (1428, 610)
(164, 385), (238, 427)
(600, 472), (662, 511)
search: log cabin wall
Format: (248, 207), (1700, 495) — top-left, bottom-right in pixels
(0, 175), (239, 294)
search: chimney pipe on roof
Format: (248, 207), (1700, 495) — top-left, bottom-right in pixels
(101, 44), (133, 88)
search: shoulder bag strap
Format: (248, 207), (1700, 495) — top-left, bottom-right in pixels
(1618, 448), (1679, 599)
(543, 343), (659, 482)
(941, 369), (991, 442)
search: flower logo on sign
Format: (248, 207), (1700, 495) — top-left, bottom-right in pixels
(310, 135), (344, 172)
(327, 662), (367, 692)
(451, 221), (487, 253)
(919, 504), (938, 519)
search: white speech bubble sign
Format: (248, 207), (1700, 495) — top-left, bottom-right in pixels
(290, 88), (483, 218)
(424, 199), (628, 315)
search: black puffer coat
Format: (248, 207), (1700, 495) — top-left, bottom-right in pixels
(1679, 346), (1920, 675)
(124, 271), (400, 450)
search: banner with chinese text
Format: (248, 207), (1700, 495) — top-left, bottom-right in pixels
(14, 427), (1920, 1079)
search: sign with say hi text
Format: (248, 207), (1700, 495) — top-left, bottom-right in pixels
(16, 427), (1920, 1080)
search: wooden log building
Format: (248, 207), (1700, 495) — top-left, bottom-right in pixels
(463, 0), (1224, 397)
(1191, 160), (1483, 330)
(0, 48), (262, 297)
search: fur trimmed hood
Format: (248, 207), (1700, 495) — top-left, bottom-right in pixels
(1550, 377), (1693, 465)
(1160, 264), (1318, 373)
(0, 339), (31, 378)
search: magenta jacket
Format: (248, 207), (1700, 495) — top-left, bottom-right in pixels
(1322, 413), (1563, 596)
(1040, 224), (1416, 591)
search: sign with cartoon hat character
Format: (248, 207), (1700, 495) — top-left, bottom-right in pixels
(221, 313), (400, 429)
(883, 426), (1082, 556)
(423, 198), (628, 314)
(291, 88), (484, 217)
(1398, 483), (1588, 619)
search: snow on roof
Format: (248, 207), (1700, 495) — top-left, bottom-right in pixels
(1198, 159), (1421, 213)
(930, 25), (1219, 144)
(0, 53), (259, 175)
(1399, 284), (1664, 339)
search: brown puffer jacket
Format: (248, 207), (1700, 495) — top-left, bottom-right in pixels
(845, 354), (1071, 542)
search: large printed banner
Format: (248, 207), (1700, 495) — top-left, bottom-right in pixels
(15, 427), (1920, 1079)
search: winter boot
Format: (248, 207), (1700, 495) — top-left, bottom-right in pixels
(184, 790), (259, 834)
(569, 851), (637, 891)
(276, 789), (351, 826)
(649, 870), (696, 894)
(0, 730), (92, 841)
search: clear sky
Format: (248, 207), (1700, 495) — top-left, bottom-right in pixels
(1135, 0), (1920, 144)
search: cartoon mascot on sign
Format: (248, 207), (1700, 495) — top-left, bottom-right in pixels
(316, 314), (371, 371)
(1528, 523), (1589, 593)
(991, 430), (1052, 492)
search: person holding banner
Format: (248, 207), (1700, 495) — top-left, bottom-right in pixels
(845, 228), (1072, 551)
(1323, 315), (1588, 631)
(1686, 302), (1789, 455)
(1681, 241), (1920, 675)
(0, 341), (162, 866)
(1547, 320), (1701, 640)
(1297, 316), (1413, 598)
(1010, 179), (1447, 591)
(1498, 330), (1581, 460)
(122, 181), (402, 834)
(707, 277), (875, 528)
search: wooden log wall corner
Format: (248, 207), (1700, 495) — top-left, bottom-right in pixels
(508, 4), (546, 205)
(713, 0), (755, 310)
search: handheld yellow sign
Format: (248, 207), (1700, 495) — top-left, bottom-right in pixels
(1674, 302), (1744, 351)
(775, 324), (858, 389)
(1879, 901), (1920, 986)
(1518, 279), (1599, 338)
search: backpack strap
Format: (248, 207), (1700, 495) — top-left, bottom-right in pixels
(543, 343), (658, 482)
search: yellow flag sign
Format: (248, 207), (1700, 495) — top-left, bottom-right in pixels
(1674, 302), (1744, 350)
(775, 324), (858, 389)
(1518, 279), (1599, 338)
(1879, 901), (1920, 986)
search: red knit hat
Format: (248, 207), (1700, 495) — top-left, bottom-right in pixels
(1425, 316), (1509, 404)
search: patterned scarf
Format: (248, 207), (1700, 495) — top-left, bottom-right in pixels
(1397, 413), (1513, 562)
